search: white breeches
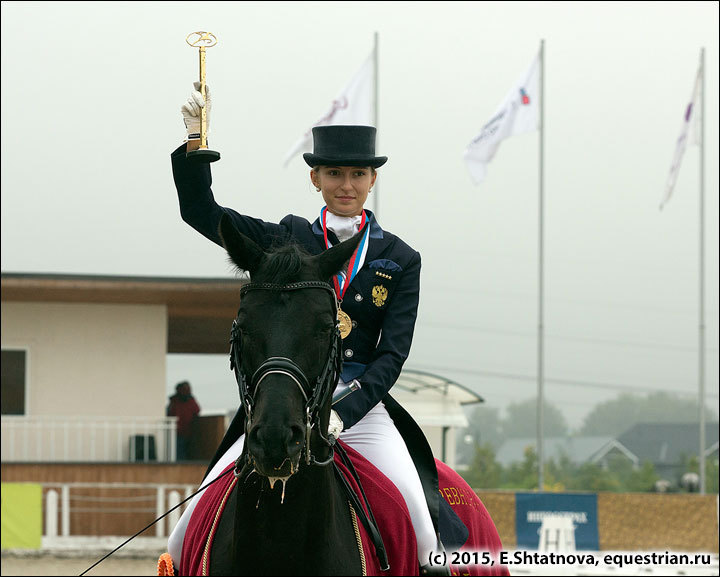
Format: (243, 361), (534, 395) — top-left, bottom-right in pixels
(167, 401), (437, 566)
(340, 401), (438, 562)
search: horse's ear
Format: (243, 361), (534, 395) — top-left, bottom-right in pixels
(314, 223), (367, 281)
(218, 212), (265, 274)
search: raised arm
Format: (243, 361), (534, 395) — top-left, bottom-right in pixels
(171, 83), (287, 248)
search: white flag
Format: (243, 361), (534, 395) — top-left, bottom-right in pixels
(659, 62), (702, 210)
(283, 52), (374, 167)
(463, 51), (540, 184)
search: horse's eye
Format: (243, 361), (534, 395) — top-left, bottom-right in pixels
(316, 316), (335, 332)
(312, 323), (333, 338)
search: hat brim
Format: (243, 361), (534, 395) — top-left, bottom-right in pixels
(303, 153), (388, 168)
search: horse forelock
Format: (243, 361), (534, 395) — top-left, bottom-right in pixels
(253, 241), (316, 284)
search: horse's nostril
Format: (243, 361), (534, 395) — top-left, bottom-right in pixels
(288, 425), (304, 453)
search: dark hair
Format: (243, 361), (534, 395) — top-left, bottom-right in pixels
(176, 380), (190, 391)
(254, 241), (311, 284)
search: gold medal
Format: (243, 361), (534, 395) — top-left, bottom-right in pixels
(337, 308), (352, 339)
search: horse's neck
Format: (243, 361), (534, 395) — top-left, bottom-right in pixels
(221, 463), (361, 575)
(237, 463), (341, 534)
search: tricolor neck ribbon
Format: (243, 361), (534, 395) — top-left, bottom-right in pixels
(321, 206), (370, 301)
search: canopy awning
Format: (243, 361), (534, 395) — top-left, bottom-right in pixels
(391, 369), (484, 428)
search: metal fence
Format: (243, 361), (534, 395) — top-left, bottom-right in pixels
(1, 416), (178, 462)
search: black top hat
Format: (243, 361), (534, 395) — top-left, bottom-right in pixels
(303, 125), (388, 168)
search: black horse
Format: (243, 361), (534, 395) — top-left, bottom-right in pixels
(201, 213), (381, 576)
(176, 214), (509, 577)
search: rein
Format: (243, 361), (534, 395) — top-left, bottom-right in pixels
(81, 281), (387, 574)
(80, 282), (329, 575)
(230, 280), (343, 467)
(229, 279), (389, 570)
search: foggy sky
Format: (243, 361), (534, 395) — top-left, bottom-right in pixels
(1, 1), (718, 429)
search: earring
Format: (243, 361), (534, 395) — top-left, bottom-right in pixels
(315, 187), (321, 192)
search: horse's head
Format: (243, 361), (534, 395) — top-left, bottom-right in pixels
(219, 213), (365, 482)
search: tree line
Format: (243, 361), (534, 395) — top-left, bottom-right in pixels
(460, 442), (718, 493)
(456, 391), (718, 493)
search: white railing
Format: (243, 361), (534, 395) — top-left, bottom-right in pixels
(41, 482), (196, 539)
(0, 416), (178, 462)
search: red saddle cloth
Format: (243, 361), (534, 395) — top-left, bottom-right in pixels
(180, 442), (508, 576)
(436, 460), (510, 576)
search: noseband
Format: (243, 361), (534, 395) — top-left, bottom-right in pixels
(229, 281), (343, 467)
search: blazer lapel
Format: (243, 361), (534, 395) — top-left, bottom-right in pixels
(311, 217), (340, 251)
(363, 209), (391, 263)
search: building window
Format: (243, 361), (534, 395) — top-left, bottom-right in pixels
(1, 349), (26, 415)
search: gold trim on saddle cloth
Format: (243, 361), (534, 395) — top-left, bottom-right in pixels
(349, 502), (367, 576)
(201, 476), (238, 576)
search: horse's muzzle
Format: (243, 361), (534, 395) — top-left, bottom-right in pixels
(246, 423), (305, 478)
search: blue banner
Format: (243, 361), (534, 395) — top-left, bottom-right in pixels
(515, 493), (599, 551)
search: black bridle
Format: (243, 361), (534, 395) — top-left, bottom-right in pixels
(229, 280), (390, 570)
(229, 281), (343, 467)
(81, 279), (389, 575)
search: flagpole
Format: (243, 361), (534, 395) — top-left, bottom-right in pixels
(698, 46), (706, 495)
(537, 38), (545, 492)
(373, 31), (380, 220)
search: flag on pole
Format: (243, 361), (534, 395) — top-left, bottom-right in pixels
(659, 62), (702, 210)
(283, 52), (374, 167)
(463, 51), (540, 184)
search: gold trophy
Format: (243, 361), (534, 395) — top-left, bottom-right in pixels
(185, 31), (221, 163)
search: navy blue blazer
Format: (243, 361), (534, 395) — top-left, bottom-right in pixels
(171, 145), (473, 546)
(171, 143), (421, 430)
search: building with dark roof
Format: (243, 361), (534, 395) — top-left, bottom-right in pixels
(611, 422), (719, 482)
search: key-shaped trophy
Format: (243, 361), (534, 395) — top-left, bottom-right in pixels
(186, 31), (221, 163)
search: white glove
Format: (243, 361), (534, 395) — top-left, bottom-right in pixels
(328, 409), (344, 440)
(181, 81), (211, 137)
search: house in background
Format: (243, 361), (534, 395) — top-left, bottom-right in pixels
(492, 423), (719, 489)
(606, 422), (719, 483)
(494, 435), (636, 469)
(1, 272), (478, 466)
(1, 273), (242, 463)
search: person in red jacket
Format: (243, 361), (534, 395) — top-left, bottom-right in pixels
(166, 381), (200, 460)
